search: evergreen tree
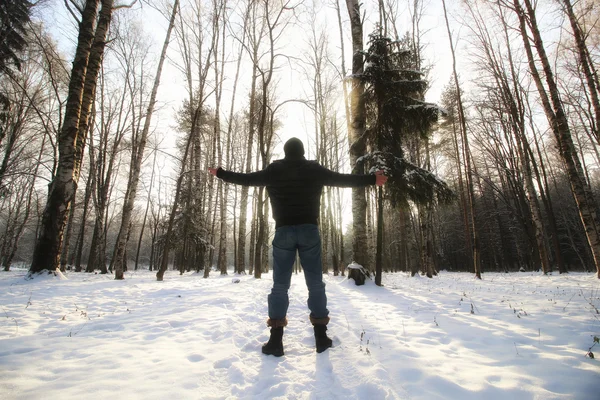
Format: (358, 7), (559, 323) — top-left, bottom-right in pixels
(357, 31), (453, 283)
(358, 32), (452, 206)
(0, 0), (33, 147)
(0, 0), (32, 77)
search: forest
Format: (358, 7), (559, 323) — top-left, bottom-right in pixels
(1, 0), (600, 281)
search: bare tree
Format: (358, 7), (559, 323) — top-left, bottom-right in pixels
(558, 0), (600, 142)
(442, 0), (481, 279)
(510, 0), (600, 278)
(1, 143), (44, 270)
(216, 0), (248, 276)
(111, 0), (179, 279)
(240, 0), (295, 278)
(204, 0), (227, 278)
(134, 141), (158, 271)
(156, 0), (220, 280)
(464, 1), (551, 273)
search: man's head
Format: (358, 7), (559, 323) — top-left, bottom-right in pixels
(283, 137), (305, 160)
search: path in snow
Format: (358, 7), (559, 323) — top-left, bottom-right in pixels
(198, 273), (408, 399)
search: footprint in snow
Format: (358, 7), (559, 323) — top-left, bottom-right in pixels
(214, 356), (238, 369)
(187, 354), (205, 363)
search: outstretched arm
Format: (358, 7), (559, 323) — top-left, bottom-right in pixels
(321, 166), (388, 187)
(208, 167), (269, 187)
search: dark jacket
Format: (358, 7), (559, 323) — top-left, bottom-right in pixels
(217, 158), (375, 228)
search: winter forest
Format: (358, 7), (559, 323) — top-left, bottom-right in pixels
(2, 0), (600, 281)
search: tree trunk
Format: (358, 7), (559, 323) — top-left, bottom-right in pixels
(442, 0), (481, 279)
(134, 148), (157, 271)
(205, 182), (219, 278)
(248, 192), (257, 276)
(74, 176), (93, 272)
(60, 194), (76, 272)
(29, 0), (105, 275)
(233, 186), (239, 274)
(375, 187), (384, 285)
(86, 216), (104, 273)
(451, 111), (473, 269)
(345, 0), (369, 270)
(212, 0), (229, 276)
(327, 188), (339, 276)
(72, 0), (114, 272)
(489, 4), (552, 273)
(236, 68), (258, 275)
(112, 0), (179, 280)
(254, 188), (265, 278)
(1, 133), (42, 271)
(515, 0), (600, 278)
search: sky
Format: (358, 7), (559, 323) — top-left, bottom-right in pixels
(251, 0), (457, 161)
(1, 267), (599, 399)
(39, 0), (459, 166)
(141, 0), (457, 161)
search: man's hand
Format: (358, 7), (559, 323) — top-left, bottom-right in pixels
(208, 167), (219, 176)
(375, 170), (388, 186)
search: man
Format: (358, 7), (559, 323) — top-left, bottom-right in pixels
(209, 137), (387, 356)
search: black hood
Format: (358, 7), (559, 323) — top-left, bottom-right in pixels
(283, 137), (305, 160)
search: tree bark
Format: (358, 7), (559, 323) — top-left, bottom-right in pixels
(1, 136), (42, 271)
(345, 0), (369, 270)
(29, 0), (110, 275)
(375, 187), (384, 285)
(60, 188), (76, 272)
(528, 110), (567, 273)
(74, 176), (93, 272)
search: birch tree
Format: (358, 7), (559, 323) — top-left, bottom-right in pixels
(85, 69), (128, 274)
(111, 0), (179, 279)
(29, 0), (115, 275)
(345, 0), (369, 271)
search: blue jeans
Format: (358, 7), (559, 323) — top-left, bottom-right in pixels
(268, 224), (329, 321)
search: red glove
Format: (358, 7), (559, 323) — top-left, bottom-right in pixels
(375, 170), (388, 186)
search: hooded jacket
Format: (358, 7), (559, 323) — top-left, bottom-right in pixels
(216, 158), (375, 228)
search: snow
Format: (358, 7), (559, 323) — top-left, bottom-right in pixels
(1, 268), (599, 399)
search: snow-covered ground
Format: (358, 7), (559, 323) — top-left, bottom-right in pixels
(0, 268), (598, 399)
